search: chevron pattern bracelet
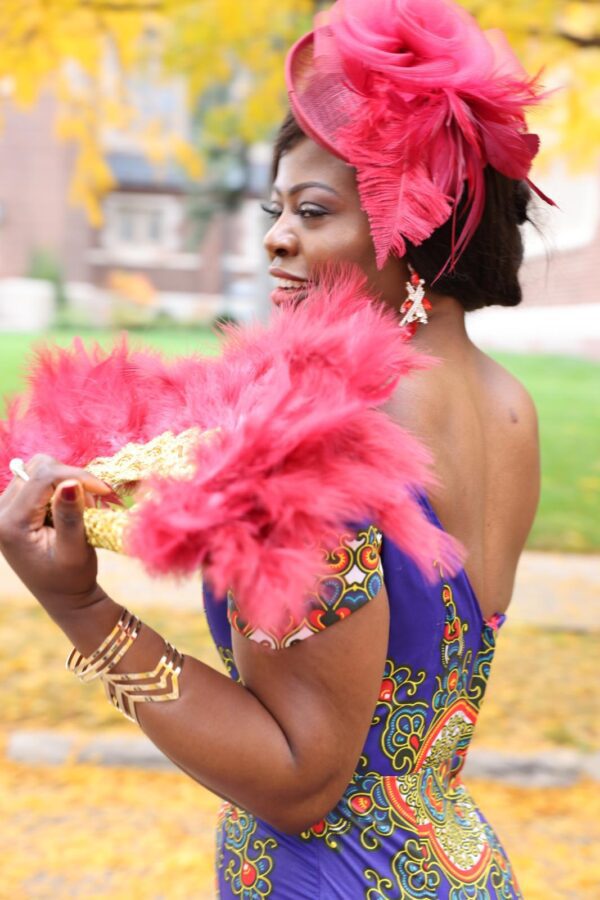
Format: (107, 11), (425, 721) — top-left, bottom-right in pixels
(66, 609), (183, 723)
(102, 642), (184, 723)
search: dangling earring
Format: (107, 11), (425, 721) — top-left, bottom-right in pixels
(399, 265), (432, 336)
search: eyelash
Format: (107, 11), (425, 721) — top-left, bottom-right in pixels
(260, 203), (327, 220)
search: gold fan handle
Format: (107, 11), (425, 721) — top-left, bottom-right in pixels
(80, 426), (220, 555)
(83, 507), (130, 554)
(86, 426), (218, 492)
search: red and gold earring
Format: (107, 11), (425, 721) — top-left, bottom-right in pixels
(399, 266), (432, 337)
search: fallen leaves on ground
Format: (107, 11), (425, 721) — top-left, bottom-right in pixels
(1, 599), (599, 897)
(0, 600), (223, 736)
(1, 601), (598, 755)
(468, 778), (600, 900)
(0, 761), (598, 899)
(473, 622), (600, 753)
(0, 760), (220, 899)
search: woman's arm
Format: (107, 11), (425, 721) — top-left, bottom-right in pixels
(0, 455), (389, 834)
(58, 588), (388, 834)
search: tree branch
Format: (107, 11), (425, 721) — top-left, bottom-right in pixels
(525, 27), (600, 48)
(557, 31), (600, 49)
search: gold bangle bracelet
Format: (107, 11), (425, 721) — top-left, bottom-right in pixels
(66, 609), (141, 683)
(102, 642), (184, 723)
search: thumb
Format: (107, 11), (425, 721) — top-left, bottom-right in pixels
(51, 479), (88, 556)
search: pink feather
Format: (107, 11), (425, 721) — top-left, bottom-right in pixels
(287, 0), (550, 272)
(1, 267), (462, 633)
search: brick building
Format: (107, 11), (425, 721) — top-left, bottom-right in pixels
(0, 88), (267, 326)
(0, 89), (597, 328)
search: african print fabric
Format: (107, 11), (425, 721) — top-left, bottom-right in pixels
(202, 498), (521, 899)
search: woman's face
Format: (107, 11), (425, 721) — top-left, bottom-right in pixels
(263, 138), (407, 309)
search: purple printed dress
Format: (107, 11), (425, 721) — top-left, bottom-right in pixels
(202, 497), (521, 899)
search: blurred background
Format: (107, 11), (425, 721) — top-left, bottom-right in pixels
(0, 1), (598, 897)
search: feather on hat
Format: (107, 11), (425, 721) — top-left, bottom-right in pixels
(286, 0), (553, 273)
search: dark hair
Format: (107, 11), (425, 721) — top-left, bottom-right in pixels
(272, 111), (532, 312)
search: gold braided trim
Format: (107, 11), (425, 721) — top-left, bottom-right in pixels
(103, 642), (184, 723)
(82, 426), (220, 554)
(86, 427), (219, 493)
(83, 507), (130, 554)
(66, 610), (141, 683)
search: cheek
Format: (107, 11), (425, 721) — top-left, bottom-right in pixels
(319, 223), (405, 304)
(298, 209), (380, 278)
(321, 221), (377, 270)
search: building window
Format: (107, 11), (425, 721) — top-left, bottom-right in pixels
(118, 208), (136, 243)
(102, 194), (180, 257)
(147, 209), (163, 243)
(114, 206), (164, 246)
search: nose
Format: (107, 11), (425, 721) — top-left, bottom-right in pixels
(263, 216), (299, 259)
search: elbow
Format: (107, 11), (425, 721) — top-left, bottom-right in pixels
(261, 781), (345, 836)
(264, 812), (325, 838)
(272, 815), (327, 838)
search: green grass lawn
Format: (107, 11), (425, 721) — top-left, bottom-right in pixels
(0, 329), (598, 553)
(0, 327), (222, 400)
(493, 353), (599, 554)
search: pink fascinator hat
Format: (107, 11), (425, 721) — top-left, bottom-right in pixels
(286, 0), (553, 272)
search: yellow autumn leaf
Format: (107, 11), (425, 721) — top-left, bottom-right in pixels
(0, 0), (597, 219)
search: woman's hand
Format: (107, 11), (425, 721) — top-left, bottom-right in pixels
(0, 454), (114, 619)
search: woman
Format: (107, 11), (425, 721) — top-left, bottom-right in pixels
(0, 1), (545, 896)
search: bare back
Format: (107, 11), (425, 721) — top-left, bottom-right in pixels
(386, 320), (540, 619)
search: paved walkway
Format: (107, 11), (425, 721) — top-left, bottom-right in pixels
(6, 729), (599, 788)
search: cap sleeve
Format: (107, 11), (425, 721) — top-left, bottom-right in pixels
(228, 523), (384, 649)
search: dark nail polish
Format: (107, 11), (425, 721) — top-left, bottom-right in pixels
(61, 484), (78, 502)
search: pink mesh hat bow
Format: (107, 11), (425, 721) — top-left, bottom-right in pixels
(286, 0), (552, 272)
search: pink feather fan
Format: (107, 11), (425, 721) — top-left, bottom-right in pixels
(0, 267), (462, 633)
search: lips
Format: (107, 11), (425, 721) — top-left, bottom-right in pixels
(269, 269), (310, 307)
(268, 267), (308, 283)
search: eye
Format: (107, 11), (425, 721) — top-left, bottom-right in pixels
(260, 201), (281, 219)
(298, 204), (328, 219)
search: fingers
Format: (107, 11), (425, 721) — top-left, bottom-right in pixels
(51, 479), (89, 561)
(10, 454), (112, 509)
(0, 455), (115, 535)
(30, 454), (112, 493)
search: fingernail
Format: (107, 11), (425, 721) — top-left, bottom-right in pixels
(103, 489), (123, 505)
(61, 484), (78, 502)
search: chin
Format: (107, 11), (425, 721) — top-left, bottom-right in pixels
(270, 286), (310, 307)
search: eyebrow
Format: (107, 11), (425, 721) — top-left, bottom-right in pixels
(272, 181), (340, 198)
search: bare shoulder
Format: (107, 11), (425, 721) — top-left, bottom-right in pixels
(383, 339), (540, 616)
(385, 347), (539, 446)
(383, 343), (539, 613)
(476, 351), (539, 441)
